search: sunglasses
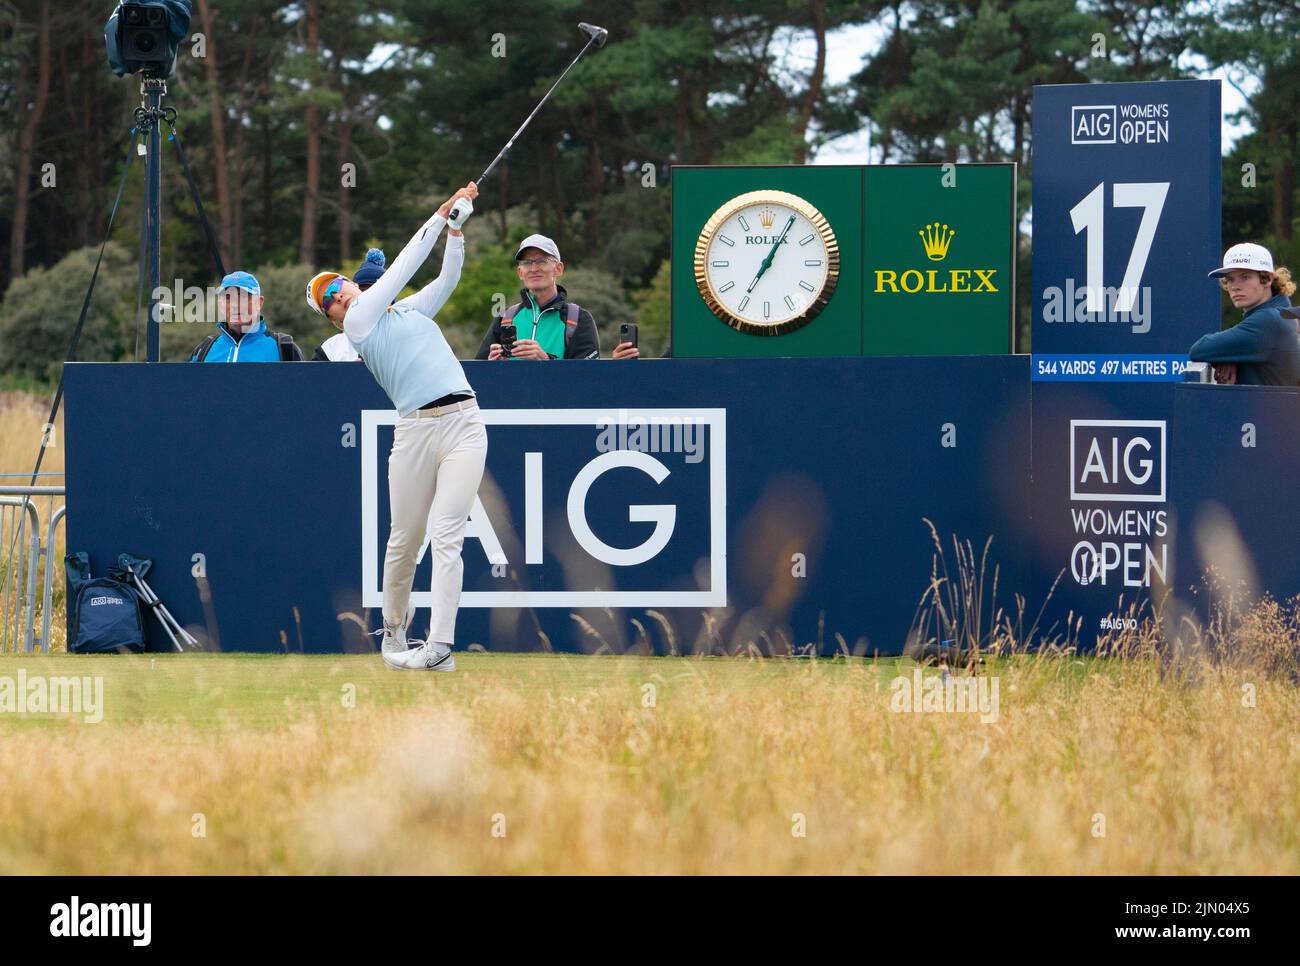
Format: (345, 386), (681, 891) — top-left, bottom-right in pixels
(322, 278), (345, 312)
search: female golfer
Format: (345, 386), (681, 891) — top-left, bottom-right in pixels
(306, 182), (483, 671)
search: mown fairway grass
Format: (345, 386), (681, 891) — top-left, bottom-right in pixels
(0, 648), (1296, 875)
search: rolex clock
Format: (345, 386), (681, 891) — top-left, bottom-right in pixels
(693, 189), (840, 335)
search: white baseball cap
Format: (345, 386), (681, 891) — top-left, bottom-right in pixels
(1208, 243), (1274, 278)
(515, 234), (561, 262)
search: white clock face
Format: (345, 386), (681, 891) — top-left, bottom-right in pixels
(702, 200), (832, 327)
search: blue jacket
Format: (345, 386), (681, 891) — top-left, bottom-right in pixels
(1188, 294), (1300, 386)
(190, 318), (292, 363)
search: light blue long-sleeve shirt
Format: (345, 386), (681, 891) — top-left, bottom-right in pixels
(344, 214), (473, 416)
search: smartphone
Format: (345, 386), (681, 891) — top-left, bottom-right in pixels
(499, 322), (517, 359)
(620, 322), (638, 348)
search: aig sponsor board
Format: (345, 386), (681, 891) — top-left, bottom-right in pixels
(64, 358), (1031, 654)
(1067, 420), (1170, 593)
(360, 407), (727, 609)
(1031, 80), (1221, 370)
(1169, 385), (1300, 616)
(1030, 382), (1177, 640)
(671, 163), (1015, 358)
(62, 361), (1299, 654)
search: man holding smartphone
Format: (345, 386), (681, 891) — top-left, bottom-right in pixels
(475, 234), (600, 360)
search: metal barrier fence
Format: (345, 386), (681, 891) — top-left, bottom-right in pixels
(0, 477), (66, 653)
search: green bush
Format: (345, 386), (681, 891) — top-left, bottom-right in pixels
(555, 266), (636, 357)
(633, 259), (671, 357)
(0, 242), (139, 379)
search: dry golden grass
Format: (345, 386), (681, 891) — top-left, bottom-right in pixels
(0, 633), (1296, 875)
(0, 397), (65, 652)
(0, 395), (66, 652)
(0, 393), (1296, 874)
(0, 391), (64, 477)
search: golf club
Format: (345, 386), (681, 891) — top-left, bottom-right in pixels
(448, 22), (608, 228)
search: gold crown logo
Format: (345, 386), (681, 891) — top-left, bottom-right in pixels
(918, 222), (955, 261)
(759, 207), (776, 229)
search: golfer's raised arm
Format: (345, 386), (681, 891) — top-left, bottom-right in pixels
(345, 211), (448, 340)
(398, 231), (465, 319)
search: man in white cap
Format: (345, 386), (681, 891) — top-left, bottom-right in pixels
(475, 234), (600, 360)
(1191, 242), (1300, 386)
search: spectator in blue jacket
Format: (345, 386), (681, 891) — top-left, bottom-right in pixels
(190, 271), (303, 362)
(1190, 243), (1300, 386)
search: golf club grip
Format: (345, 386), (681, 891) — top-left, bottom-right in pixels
(447, 196), (474, 228)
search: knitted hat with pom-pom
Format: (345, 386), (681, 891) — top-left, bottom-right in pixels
(353, 248), (386, 290)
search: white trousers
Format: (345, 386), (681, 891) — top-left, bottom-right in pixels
(383, 399), (487, 645)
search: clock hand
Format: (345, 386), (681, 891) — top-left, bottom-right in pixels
(746, 215), (797, 293)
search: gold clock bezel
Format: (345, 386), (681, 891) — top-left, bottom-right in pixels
(693, 189), (840, 336)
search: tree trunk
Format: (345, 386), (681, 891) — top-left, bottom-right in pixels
(261, 99), (273, 245)
(231, 124), (245, 269)
(497, 162), (509, 241)
(230, 7), (259, 269)
(793, 0), (827, 164)
(81, 34), (96, 243)
(585, 99), (602, 257)
(338, 113), (353, 265)
(1012, 92), (1026, 165)
(1273, 154), (1294, 243)
(195, 0), (232, 258)
(1271, 115), (1297, 243)
(10, 0), (52, 279)
(674, 85), (688, 161)
(298, 0), (321, 264)
(61, 29), (94, 249)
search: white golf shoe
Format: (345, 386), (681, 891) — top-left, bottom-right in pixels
(383, 641), (456, 672)
(379, 610), (416, 655)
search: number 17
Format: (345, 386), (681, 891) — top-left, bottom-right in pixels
(1069, 181), (1169, 314)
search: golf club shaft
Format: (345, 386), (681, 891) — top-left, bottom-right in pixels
(475, 33), (599, 188)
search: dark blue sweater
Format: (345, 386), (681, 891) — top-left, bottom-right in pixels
(1188, 294), (1300, 386)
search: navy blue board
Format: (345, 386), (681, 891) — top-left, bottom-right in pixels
(1032, 80), (1221, 370)
(1169, 384), (1300, 614)
(1029, 380), (1178, 642)
(63, 358), (1029, 654)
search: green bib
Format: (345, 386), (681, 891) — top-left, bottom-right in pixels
(510, 296), (566, 359)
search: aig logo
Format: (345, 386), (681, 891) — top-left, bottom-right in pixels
(361, 408), (727, 608)
(1070, 419), (1166, 503)
(1071, 105), (1116, 145)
